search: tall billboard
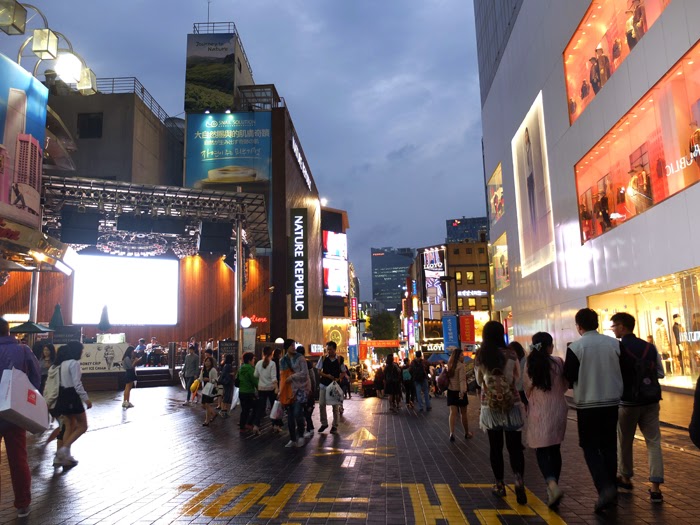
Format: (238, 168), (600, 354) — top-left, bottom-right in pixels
(511, 92), (555, 277)
(185, 33), (236, 114)
(322, 230), (348, 297)
(0, 53), (48, 229)
(422, 247), (445, 303)
(184, 112), (271, 193)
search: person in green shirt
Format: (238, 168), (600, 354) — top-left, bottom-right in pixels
(238, 352), (258, 433)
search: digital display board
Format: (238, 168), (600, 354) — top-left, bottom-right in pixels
(323, 257), (348, 297)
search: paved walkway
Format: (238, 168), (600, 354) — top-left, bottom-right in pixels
(1, 386), (699, 524)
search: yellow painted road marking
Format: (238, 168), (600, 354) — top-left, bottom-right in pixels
(258, 483), (300, 519)
(205, 483), (270, 517)
(182, 483), (225, 516)
(384, 483), (470, 524)
(313, 446), (393, 457)
(461, 484), (567, 525)
(347, 427), (377, 447)
(288, 512), (368, 519)
(300, 482), (369, 503)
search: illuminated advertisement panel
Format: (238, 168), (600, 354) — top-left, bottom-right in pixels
(576, 40), (700, 242)
(185, 33), (236, 114)
(422, 247), (445, 302)
(322, 230), (347, 259)
(487, 163), (504, 227)
(564, 0), (671, 125)
(492, 232), (510, 291)
(184, 112), (271, 193)
(323, 257), (348, 297)
(511, 92), (555, 277)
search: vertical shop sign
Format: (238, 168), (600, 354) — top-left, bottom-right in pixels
(442, 315), (459, 349)
(350, 297), (358, 321)
(0, 53), (48, 229)
(348, 344), (358, 365)
(459, 315), (476, 346)
(289, 208), (308, 319)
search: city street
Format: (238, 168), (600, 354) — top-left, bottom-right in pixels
(1, 385), (698, 525)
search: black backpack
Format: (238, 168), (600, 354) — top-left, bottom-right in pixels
(411, 360), (426, 382)
(624, 343), (661, 404)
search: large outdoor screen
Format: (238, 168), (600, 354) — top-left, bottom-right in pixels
(72, 255), (179, 325)
(323, 231), (347, 259)
(323, 257), (349, 297)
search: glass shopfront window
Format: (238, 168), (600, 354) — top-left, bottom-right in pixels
(492, 233), (509, 291)
(487, 163), (504, 227)
(564, 0), (671, 125)
(576, 41), (700, 243)
(589, 267), (700, 392)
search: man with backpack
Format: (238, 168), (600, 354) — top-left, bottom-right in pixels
(402, 358), (414, 408)
(410, 351), (431, 412)
(564, 308), (623, 514)
(610, 312), (665, 503)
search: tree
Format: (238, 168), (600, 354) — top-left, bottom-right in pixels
(368, 312), (399, 355)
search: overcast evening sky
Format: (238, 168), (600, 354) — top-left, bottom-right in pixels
(0, 0), (485, 301)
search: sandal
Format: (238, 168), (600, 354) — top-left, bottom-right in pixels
(492, 482), (506, 498)
(465, 432), (474, 439)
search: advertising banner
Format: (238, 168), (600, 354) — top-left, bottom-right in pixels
(242, 327), (257, 354)
(184, 111), (271, 193)
(511, 92), (555, 277)
(289, 208), (308, 319)
(0, 53), (48, 229)
(350, 297), (358, 322)
(459, 315), (476, 346)
(79, 343), (130, 374)
(348, 344), (358, 366)
(407, 317), (415, 348)
(422, 247), (445, 303)
(442, 315), (459, 350)
(185, 33), (236, 114)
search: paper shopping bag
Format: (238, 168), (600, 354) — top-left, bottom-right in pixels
(0, 368), (50, 434)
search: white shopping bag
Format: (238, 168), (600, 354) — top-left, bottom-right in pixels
(0, 368), (49, 434)
(326, 381), (344, 406)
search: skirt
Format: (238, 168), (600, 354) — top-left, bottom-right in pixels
(479, 403), (524, 432)
(49, 386), (85, 417)
(447, 389), (468, 407)
(385, 380), (401, 396)
(125, 368), (137, 384)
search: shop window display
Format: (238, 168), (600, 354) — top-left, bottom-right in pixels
(487, 163), (504, 227)
(576, 41), (700, 243)
(492, 233), (509, 291)
(564, 0), (671, 125)
(589, 268), (700, 392)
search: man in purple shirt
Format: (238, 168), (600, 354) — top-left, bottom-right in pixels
(0, 317), (40, 519)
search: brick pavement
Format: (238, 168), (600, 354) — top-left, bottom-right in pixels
(1, 386), (699, 524)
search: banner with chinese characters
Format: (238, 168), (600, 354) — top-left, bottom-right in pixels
(184, 111), (271, 194)
(459, 315), (476, 346)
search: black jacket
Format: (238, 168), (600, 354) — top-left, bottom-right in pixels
(690, 377), (700, 449)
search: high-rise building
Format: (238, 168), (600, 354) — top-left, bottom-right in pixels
(371, 247), (414, 311)
(475, 0), (700, 393)
(445, 216), (488, 243)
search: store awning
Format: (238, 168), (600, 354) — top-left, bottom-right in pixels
(0, 216), (74, 274)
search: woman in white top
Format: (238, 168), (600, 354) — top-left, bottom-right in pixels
(254, 346), (279, 433)
(49, 341), (92, 467)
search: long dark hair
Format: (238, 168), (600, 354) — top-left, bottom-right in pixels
(508, 341), (525, 361)
(526, 331), (554, 391)
(477, 321), (507, 372)
(54, 341), (83, 365)
(123, 346), (135, 360)
(447, 347), (460, 378)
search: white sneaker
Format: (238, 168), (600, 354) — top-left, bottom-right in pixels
(304, 430), (314, 439)
(296, 437), (306, 447)
(285, 440), (296, 448)
(126, 402), (134, 408)
(182, 401), (190, 406)
(122, 401), (128, 408)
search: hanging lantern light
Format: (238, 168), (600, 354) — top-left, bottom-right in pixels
(55, 52), (82, 84)
(77, 66), (97, 95)
(0, 0), (27, 35)
(31, 28), (58, 59)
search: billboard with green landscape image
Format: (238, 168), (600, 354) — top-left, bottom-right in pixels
(185, 33), (237, 113)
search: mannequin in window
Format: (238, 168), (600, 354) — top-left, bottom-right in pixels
(580, 203), (593, 240)
(632, 0), (647, 40)
(598, 192), (612, 231)
(589, 56), (601, 94)
(595, 46), (611, 88)
(689, 121), (700, 160)
(524, 127), (537, 235)
(625, 8), (637, 50)
(673, 313), (686, 376)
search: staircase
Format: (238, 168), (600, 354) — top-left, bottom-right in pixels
(135, 368), (175, 388)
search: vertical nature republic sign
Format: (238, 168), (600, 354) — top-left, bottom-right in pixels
(290, 208), (308, 319)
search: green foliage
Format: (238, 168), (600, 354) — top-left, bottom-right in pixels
(184, 83), (235, 113)
(368, 312), (398, 341)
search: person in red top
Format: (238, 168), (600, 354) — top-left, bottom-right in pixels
(0, 317), (41, 519)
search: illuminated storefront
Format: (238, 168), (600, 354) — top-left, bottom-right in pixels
(576, 40), (700, 242)
(491, 233), (509, 292)
(487, 163), (504, 227)
(589, 268), (700, 390)
(565, 0), (671, 124)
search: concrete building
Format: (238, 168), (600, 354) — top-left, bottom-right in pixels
(371, 247), (414, 311)
(475, 0), (700, 392)
(445, 216), (488, 243)
(45, 77), (184, 187)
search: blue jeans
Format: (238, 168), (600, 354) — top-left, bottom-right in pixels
(287, 402), (305, 441)
(415, 380), (431, 410)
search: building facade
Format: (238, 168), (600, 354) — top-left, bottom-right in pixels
(445, 216), (489, 243)
(370, 247), (414, 311)
(475, 0), (700, 392)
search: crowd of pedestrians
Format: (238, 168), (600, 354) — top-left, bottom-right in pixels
(1, 307), (697, 520)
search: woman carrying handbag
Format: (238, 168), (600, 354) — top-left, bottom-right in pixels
(199, 356), (219, 426)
